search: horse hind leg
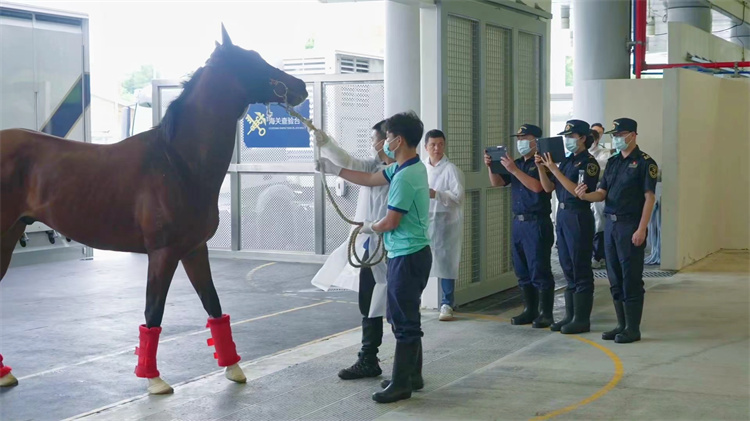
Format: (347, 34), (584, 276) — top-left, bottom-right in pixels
(181, 244), (246, 384)
(1, 222), (26, 281)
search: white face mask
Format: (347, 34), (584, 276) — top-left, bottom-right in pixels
(517, 140), (532, 156)
(612, 134), (631, 152)
(564, 137), (578, 157)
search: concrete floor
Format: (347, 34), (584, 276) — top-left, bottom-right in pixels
(2, 250), (749, 420)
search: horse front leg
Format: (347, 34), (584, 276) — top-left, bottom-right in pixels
(182, 243), (246, 384)
(136, 248), (179, 395)
(0, 354), (18, 387)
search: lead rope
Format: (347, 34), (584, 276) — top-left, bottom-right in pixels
(269, 79), (386, 268)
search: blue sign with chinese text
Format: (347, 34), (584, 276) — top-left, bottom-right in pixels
(242, 100), (310, 148)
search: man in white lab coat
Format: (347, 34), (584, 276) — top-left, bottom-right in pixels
(310, 121), (395, 379)
(423, 130), (465, 321)
(589, 124), (612, 269)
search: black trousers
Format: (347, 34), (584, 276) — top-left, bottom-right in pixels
(386, 246), (432, 344)
(359, 251), (383, 356)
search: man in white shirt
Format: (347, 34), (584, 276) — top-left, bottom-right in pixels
(423, 130), (465, 321)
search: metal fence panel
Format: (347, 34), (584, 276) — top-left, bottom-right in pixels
(457, 190), (481, 289)
(207, 174), (232, 250)
(239, 173), (316, 253)
(518, 32), (542, 127)
(446, 14), (481, 173)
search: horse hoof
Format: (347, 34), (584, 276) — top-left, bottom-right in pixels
(224, 363), (246, 383)
(0, 372), (18, 387)
(147, 377), (174, 395)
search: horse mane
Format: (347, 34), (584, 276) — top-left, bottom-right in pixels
(157, 66), (207, 142)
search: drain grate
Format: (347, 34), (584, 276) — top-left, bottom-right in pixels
(594, 270), (676, 279)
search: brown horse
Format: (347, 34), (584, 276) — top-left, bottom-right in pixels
(0, 26), (307, 394)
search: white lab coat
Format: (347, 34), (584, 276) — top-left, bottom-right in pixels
(589, 144), (612, 233)
(310, 142), (389, 318)
(425, 156), (465, 280)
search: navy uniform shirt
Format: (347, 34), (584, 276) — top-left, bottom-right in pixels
(501, 157), (552, 216)
(598, 146), (658, 216)
(555, 151), (600, 209)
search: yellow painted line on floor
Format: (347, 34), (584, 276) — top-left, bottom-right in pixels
(246, 261), (276, 281)
(529, 336), (624, 421)
(453, 312), (624, 421)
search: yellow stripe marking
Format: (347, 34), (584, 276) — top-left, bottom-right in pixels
(246, 261), (276, 281)
(529, 336), (624, 420)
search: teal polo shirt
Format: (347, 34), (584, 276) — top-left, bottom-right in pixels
(382, 155), (431, 258)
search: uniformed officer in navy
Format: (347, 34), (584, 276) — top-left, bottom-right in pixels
(538, 120), (600, 334)
(484, 124), (555, 328)
(576, 118), (658, 344)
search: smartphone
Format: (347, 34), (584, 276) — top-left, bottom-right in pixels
(578, 169), (585, 185)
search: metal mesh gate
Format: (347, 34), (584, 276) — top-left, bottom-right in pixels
(446, 14), (481, 173)
(207, 175), (232, 250)
(457, 190), (481, 288)
(518, 32), (542, 126)
(322, 82), (385, 253)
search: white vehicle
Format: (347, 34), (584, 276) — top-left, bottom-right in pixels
(0, 2), (92, 264)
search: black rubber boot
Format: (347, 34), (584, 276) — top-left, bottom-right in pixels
(602, 300), (625, 340)
(532, 289), (554, 328)
(561, 292), (593, 334)
(373, 341), (418, 403)
(550, 290), (574, 332)
(615, 299), (643, 344)
(381, 341), (423, 390)
(338, 352), (382, 380)
(511, 285), (539, 325)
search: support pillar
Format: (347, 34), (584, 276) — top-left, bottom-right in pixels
(666, 0), (712, 32)
(572, 0), (630, 124)
(385, 0), (421, 118)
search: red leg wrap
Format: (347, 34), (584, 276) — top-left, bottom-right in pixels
(134, 325), (162, 378)
(0, 354), (11, 378)
(206, 314), (241, 367)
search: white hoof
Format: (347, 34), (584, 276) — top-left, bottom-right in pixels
(0, 372), (18, 387)
(224, 363), (246, 383)
(147, 377), (174, 395)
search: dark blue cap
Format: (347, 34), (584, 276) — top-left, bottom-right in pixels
(604, 118), (638, 134)
(511, 124), (543, 138)
(558, 119), (590, 136)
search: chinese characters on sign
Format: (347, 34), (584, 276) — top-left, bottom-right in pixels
(242, 100), (311, 148)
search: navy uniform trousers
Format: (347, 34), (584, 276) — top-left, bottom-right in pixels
(511, 215), (555, 291)
(556, 206), (595, 293)
(386, 246), (432, 343)
(604, 216), (646, 302)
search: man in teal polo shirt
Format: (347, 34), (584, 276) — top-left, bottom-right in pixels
(316, 111), (432, 404)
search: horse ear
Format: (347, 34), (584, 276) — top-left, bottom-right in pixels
(221, 23), (233, 46)
(215, 40), (221, 49)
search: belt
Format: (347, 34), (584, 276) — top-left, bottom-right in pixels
(558, 203), (589, 211)
(604, 213), (638, 222)
(514, 213), (543, 221)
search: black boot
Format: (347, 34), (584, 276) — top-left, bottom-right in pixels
(532, 289), (554, 328)
(561, 292), (593, 334)
(381, 341), (423, 390)
(550, 290), (574, 332)
(373, 341), (418, 403)
(615, 299), (643, 344)
(339, 317), (383, 379)
(511, 285), (539, 325)
(601, 300), (625, 340)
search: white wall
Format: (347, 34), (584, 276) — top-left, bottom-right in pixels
(661, 69), (750, 270)
(667, 22), (750, 64)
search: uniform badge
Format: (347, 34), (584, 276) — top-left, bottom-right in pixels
(565, 123), (572, 132)
(643, 153), (651, 160)
(649, 164), (658, 178)
(574, 161), (582, 167)
(587, 163), (598, 177)
(628, 161), (638, 168)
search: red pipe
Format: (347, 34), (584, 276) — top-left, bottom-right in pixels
(645, 61), (750, 70)
(634, 0), (647, 79)
(634, 0), (748, 77)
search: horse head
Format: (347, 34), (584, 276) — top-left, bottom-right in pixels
(209, 24), (308, 108)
